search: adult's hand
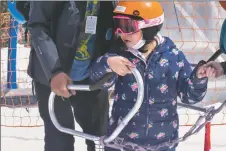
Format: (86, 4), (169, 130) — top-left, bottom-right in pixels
(50, 72), (76, 98)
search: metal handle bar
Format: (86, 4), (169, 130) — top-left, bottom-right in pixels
(212, 100), (226, 114)
(177, 100), (226, 116)
(67, 72), (114, 91)
(177, 102), (207, 113)
(190, 48), (223, 67)
(207, 48), (223, 62)
(48, 68), (144, 144)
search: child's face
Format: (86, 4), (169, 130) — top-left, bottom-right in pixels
(120, 30), (143, 48)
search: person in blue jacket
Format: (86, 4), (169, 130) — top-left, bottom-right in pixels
(89, 2), (216, 151)
(202, 1), (226, 78)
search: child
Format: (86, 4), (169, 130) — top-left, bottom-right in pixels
(90, 2), (215, 151)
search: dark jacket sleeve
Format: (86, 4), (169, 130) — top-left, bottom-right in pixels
(28, 1), (64, 83)
(89, 52), (118, 90)
(177, 50), (208, 104)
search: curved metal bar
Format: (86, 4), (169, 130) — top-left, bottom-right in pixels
(104, 68), (144, 143)
(48, 92), (101, 141)
(48, 68), (144, 143)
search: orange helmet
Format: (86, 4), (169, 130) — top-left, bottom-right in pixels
(113, 1), (164, 51)
(113, 1), (164, 34)
(113, 1), (164, 21)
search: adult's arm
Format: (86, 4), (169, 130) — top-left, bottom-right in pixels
(28, 1), (64, 82)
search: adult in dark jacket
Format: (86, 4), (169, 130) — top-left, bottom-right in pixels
(27, 1), (114, 151)
(202, 1), (226, 78)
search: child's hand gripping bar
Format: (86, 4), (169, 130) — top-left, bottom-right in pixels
(178, 48), (225, 109)
(48, 68), (144, 144)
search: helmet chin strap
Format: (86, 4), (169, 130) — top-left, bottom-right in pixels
(132, 37), (146, 50)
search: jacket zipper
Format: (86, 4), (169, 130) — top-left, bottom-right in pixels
(127, 50), (150, 136)
(127, 47), (163, 136)
(144, 66), (149, 136)
(145, 54), (155, 136)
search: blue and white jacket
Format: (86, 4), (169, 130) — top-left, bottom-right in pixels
(89, 35), (208, 149)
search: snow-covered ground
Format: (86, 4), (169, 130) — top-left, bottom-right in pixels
(1, 104), (226, 151)
(2, 124), (226, 151)
(1, 1), (226, 151)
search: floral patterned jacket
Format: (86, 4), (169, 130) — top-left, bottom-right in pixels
(89, 35), (208, 149)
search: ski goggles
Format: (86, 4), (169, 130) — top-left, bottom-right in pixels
(113, 14), (164, 35)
